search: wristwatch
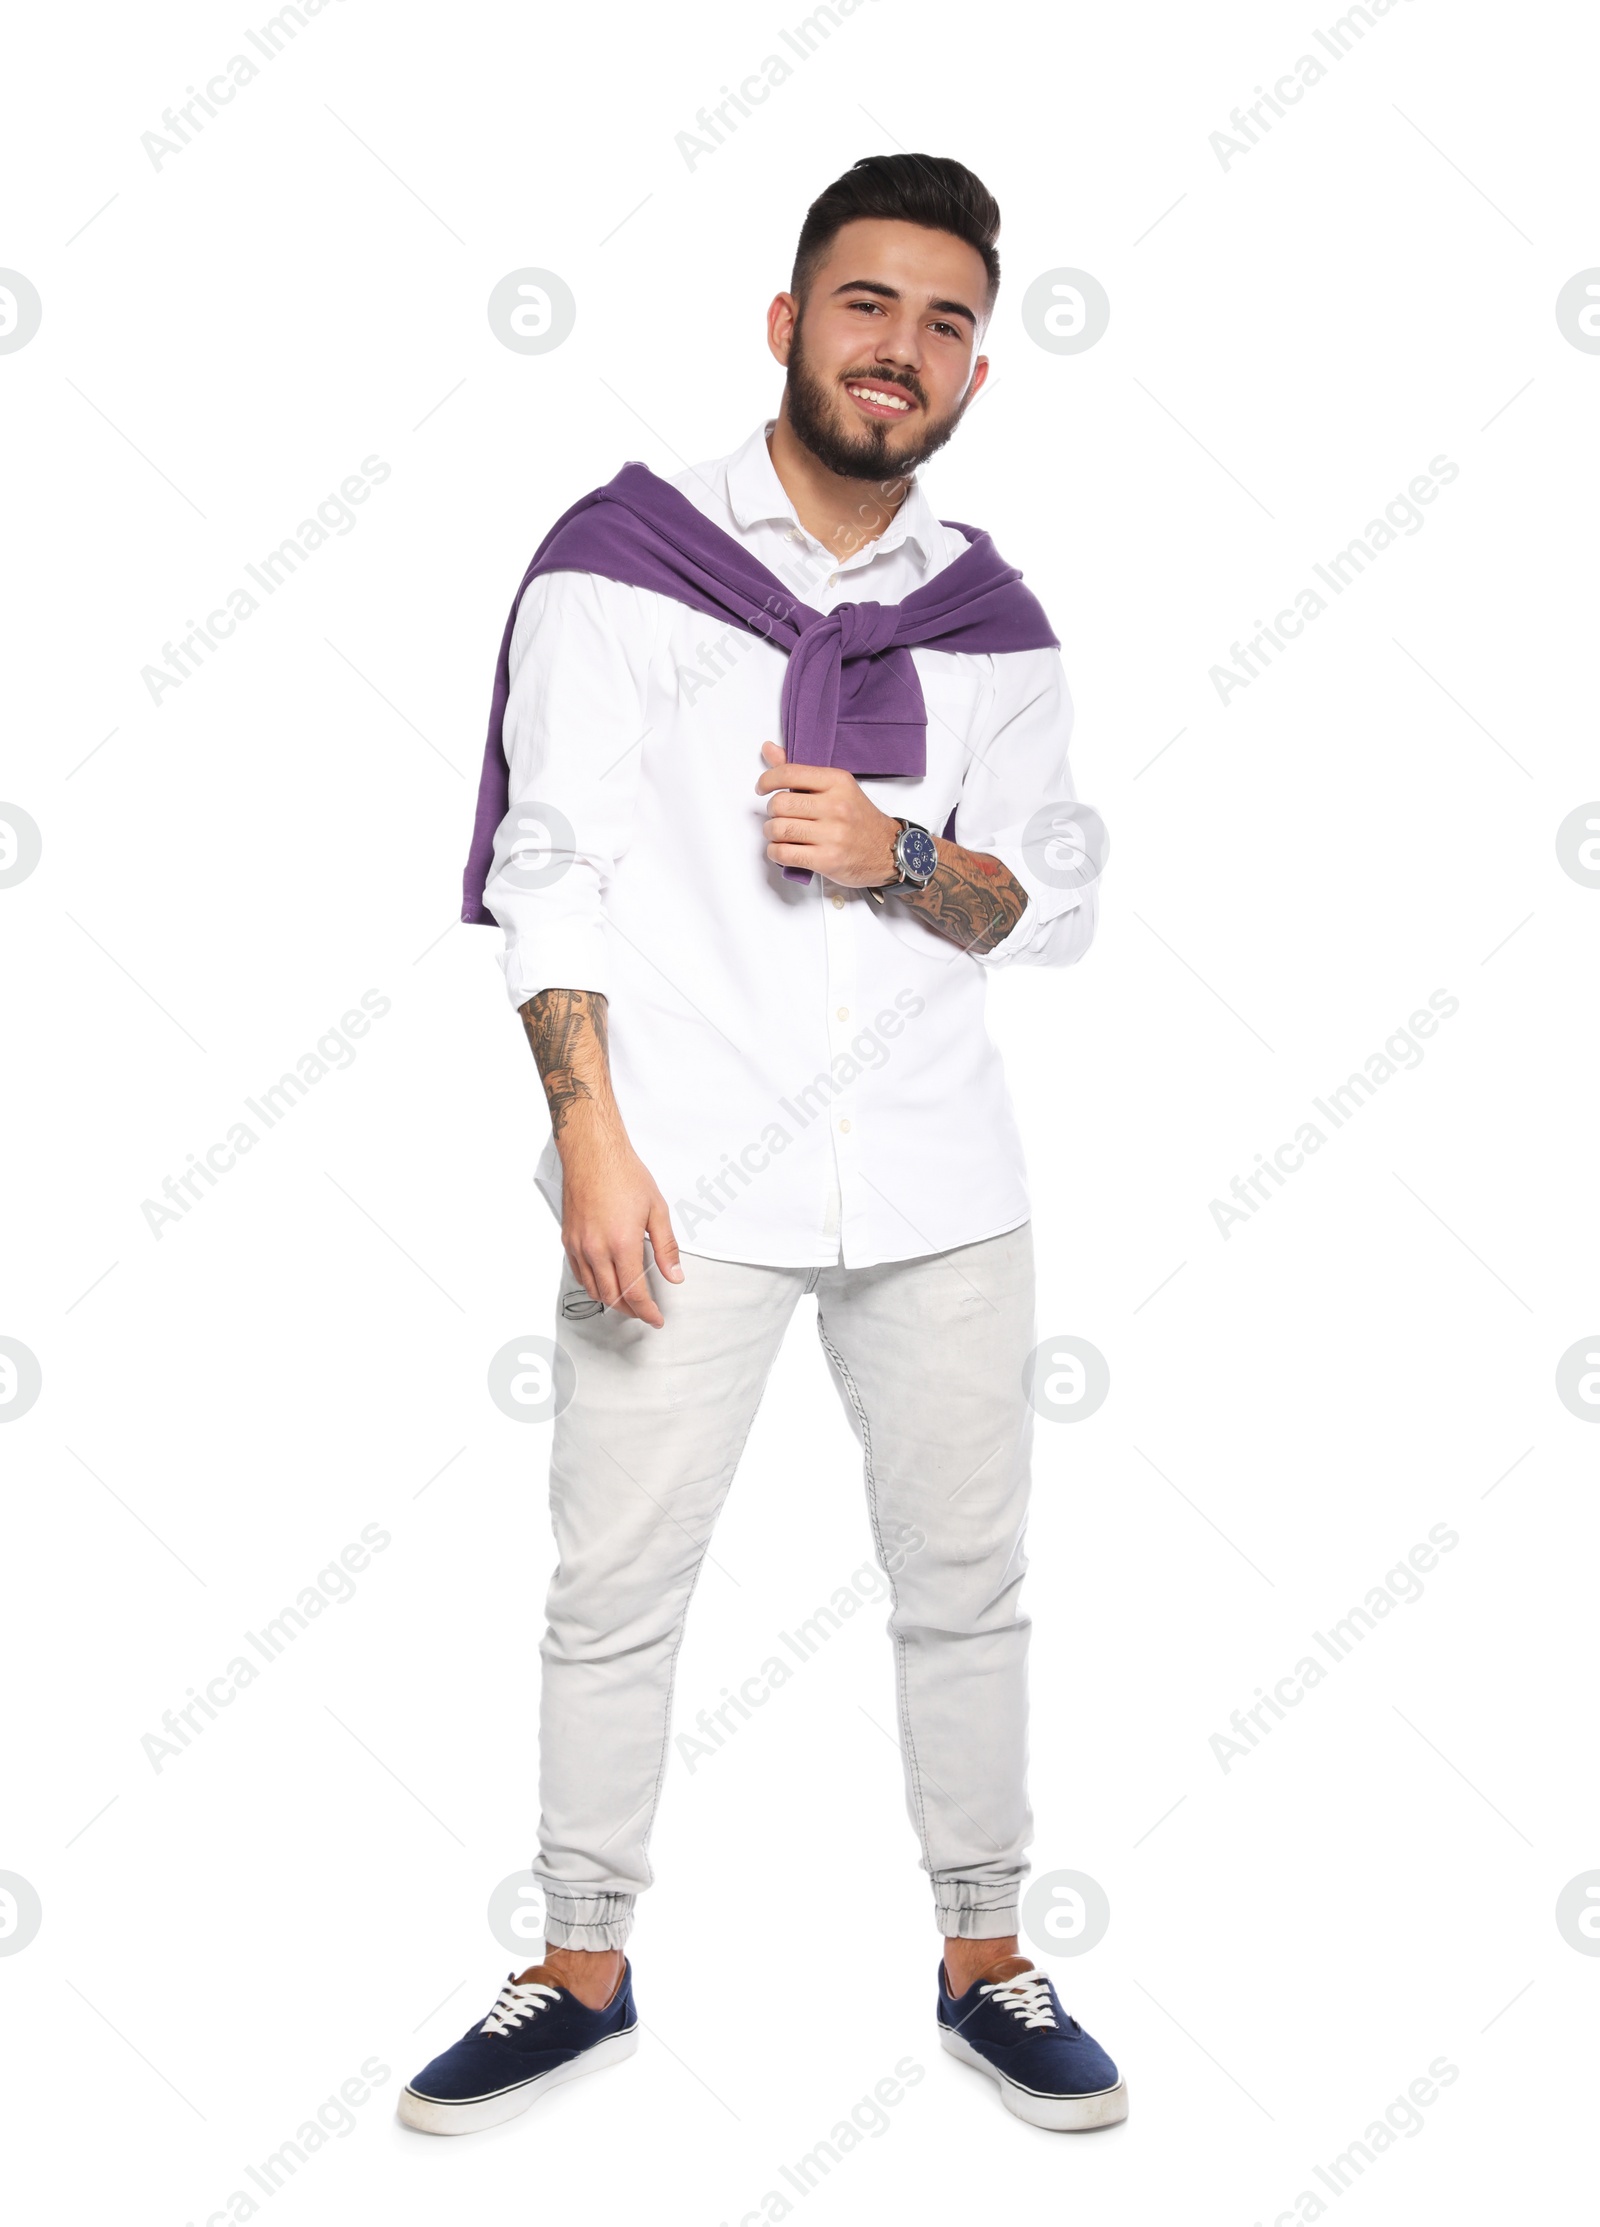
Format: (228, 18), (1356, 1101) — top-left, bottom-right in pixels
(866, 819), (939, 906)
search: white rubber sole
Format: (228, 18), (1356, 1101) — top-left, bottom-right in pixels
(939, 2027), (1129, 2131)
(397, 2026), (638, 2135)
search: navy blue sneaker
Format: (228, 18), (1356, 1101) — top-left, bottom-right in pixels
(399, 1962), (638, 2134)
(937, 1955), (1127, 2130)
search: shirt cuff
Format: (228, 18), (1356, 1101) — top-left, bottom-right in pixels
(966, 836), (1092, 967)
(494, 916), (613, 1009)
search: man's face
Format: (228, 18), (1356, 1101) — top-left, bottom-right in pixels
(768, 218), (991, 480)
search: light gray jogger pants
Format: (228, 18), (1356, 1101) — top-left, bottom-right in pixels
(535, 1223), (1037, 1949)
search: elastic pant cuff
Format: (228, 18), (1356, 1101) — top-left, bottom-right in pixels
(935, 1884), (1022, 1941)
(540, 1890), (634, 1953)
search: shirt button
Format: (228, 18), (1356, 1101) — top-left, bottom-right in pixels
(836, 1006), (849, 1021)
(831, 894), (845, 910)
(827, 574), (839, 587)
(839, 1119), (851, 1133)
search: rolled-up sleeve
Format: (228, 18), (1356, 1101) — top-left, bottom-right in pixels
(952, 646), (1103, 970)
(482, 571), (656, 1009)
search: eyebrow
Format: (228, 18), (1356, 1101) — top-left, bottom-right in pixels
(828, 278), (979, 329)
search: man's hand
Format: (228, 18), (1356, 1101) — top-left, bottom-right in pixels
(520, 987), (682, 1328)
(557, 1114), (682, 1329)
(755, 741), (1030, 952)
(757, 741), (899, 886)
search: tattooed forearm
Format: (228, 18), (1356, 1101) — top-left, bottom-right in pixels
(519, 987), (615, 1140)
(886, 840), (1029, 955)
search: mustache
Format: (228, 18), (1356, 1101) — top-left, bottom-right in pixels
(839, 369), (925, 407)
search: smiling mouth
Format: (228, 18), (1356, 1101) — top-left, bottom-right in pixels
(843, 379), (917, 420)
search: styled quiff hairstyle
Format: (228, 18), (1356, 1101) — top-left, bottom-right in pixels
(791, 154), (1001, 311)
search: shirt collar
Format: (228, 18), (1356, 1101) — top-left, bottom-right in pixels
(723, 421), (940, 570)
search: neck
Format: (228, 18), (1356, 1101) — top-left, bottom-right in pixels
(766, 407), (913, 563)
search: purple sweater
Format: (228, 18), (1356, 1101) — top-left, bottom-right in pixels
(462, 461), (1059, 918)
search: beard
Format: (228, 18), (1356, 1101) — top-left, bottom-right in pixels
(783, 316), (971, 481)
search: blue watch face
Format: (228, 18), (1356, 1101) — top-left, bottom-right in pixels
(900, 826), (938, 881)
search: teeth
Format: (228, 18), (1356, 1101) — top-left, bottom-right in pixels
(848, 385), (911, 411)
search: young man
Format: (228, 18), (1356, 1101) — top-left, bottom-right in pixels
(401, 154), (1122, 2137)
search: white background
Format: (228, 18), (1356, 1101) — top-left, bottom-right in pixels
(3, 0), (1597, 2219)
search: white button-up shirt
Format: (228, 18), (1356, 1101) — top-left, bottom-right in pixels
(484, 422), (1098, 1267)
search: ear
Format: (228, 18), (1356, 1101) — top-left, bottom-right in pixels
(767, 291), (799, 366)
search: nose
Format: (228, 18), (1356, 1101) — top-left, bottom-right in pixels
(872, 315), (922, 372)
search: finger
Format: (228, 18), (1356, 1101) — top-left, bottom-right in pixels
(566, 1247), (600, 1303)
(766, 841), (824, 867)
(755, 761), (839, 795)
(647, 1197), (684, 1284)
(764, 793), (827, 824)
(760, 740), (786, 766)
(611, 1242), (665, 1329)
(583, 1245), (624, 1314)
(587, 1242), (659, 1328)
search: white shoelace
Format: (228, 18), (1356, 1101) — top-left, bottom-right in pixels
(980, 1971), (1059, 2030)
(480, 1975), (563, 2036)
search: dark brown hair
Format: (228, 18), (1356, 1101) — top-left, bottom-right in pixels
(791, 154), (1001, 310)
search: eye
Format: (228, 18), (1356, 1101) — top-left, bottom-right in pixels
(930, 320), (962, 339)
(848, 298), (885, 314)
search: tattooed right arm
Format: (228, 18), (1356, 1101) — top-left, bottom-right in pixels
(520, 986), (612, 1140)
(518, 987), (683, 1327)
